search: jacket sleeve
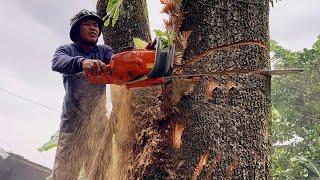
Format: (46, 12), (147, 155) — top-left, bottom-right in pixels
(103, 46), (113, 64)
(51, 45), (85, 75)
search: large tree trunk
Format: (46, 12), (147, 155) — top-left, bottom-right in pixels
(95, 0), (271, 179)
(169, 0), (271, 179)
(94, 0), (162, 179)
(124, 0), (271, 179)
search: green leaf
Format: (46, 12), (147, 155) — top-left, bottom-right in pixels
(38, 130), (59, 152)
(154, 29), (165, 37)
(133, 38), (148, 49)
(154, 29), (175, 48)
(112, 7), (120, 27)
(102, 14), (108, 21)
(46, 174), (52, 180)
(104, 17), (111, 27)
(291, 156), (320, 177)
(107, 0), (116, 12)
(104, 0), (122, 27)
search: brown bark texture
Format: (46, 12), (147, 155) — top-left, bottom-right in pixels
(98, 0), (272, 179)
(124, 0), (272, 179)
(96, 0), (164, 179)
(97, 0), (151, 53)
(157, 0), (272, 179)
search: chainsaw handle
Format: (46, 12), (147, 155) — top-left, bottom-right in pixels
(85, 63), (113, 84)
(85, 63), (111, 76)
(102, 64), (112, 75)
(121, 46), (135, 52)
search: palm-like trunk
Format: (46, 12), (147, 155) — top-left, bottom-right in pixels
(96, 0), (271, 179)
(165, 0), (271, 179)
(123, 0), (271, 179)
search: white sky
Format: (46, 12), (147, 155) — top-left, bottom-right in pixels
(0, 0), (319, 169)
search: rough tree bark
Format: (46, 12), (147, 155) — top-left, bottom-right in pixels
(95, 0), (272, 179)
(97, 0), (151, 53)
(168, 0), (271, 179)
(95, 0), (164, 179)
(121, 0), (271, 179)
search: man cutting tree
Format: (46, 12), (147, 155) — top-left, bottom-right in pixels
(51, 9), (113, 179)
(51, 5), (183, 178)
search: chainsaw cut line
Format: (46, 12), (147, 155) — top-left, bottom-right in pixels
(167, 70), (264, 79)
(205, 153), (222, 180)
(173, 121), (185, 149)
(180, 40), (268, 70)
(192, 150), (210, 180)
(198, 0), (263, 9)
(226, 159), (240, 178)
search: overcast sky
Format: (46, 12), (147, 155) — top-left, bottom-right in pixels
(0, 0), (319, 169)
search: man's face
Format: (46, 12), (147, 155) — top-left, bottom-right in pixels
(78, 18), (100, 45)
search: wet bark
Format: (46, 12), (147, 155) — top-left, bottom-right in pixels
(126, 0), (271, 179)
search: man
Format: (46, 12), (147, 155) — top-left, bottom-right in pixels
(51, 9), (113, 179)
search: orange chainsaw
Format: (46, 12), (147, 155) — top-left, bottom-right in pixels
(86, 38), (175, 88)
(85, 39), (303, 89)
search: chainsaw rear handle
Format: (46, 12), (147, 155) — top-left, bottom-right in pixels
(85, 64), (113, 84)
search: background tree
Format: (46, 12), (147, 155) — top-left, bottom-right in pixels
(95, 0), (165, 179)
(271, 37), (320, 179)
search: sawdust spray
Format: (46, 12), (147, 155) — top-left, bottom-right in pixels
(81, 85), (131, 180)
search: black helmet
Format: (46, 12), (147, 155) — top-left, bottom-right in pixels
(69, 9), (103, 42)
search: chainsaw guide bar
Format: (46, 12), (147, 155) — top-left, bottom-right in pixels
(164, 68), (304, 79)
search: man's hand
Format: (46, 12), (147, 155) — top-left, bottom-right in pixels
(82, 59), (107, 76)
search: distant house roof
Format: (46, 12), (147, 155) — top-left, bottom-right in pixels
(0, 148), (9, 159)
(0, 150), (51, 180)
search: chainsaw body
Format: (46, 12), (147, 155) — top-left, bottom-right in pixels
(86, 39), (175, 88)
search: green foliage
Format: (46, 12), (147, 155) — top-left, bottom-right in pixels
(271, 36), (320, 179)
(38, 131), (59, 152)
(103, 0), (122, 27)
(46, 174), (52, 180)
(291, 157), (320, 178)
(133, 38), (148, 49)
(154, 29), (175, 48)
